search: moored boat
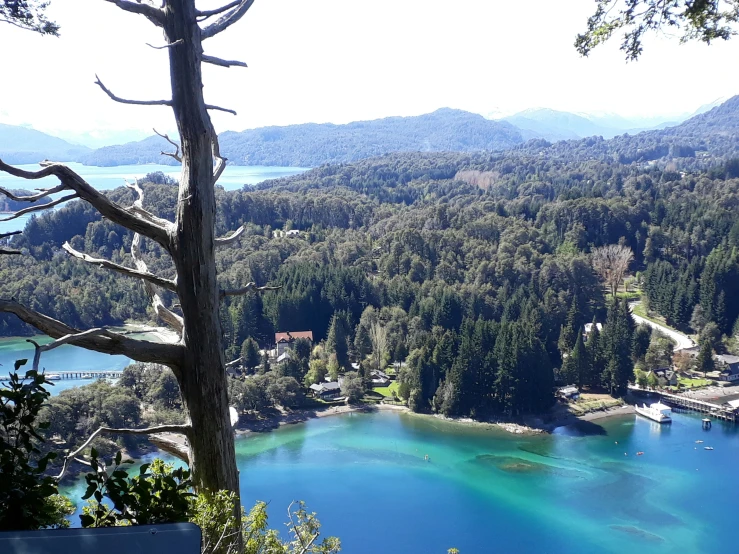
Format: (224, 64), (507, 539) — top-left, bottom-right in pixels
(635, 402), (672, 423)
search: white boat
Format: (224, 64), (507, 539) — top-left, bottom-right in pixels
(45, 373), (61, 381)
(635, 402), (672, 423)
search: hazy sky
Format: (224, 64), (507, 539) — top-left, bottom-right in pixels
(1, 0), (738, 143)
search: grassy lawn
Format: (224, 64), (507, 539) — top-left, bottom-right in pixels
(374, 381), (400, 398)
(615, 291), (641, 301)
(567, 393), (624, 416)
(678, 377), (711, 388)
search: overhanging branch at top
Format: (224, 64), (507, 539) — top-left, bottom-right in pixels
(201, 0), (255, 39)
(104, 0), (165, 26)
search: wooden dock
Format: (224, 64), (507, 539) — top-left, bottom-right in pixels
(12, 370), (125, 381)
(656, 391), (737, 423)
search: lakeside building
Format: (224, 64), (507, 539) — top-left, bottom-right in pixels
(309, 381), (341, 399)
(275, 331), (314, 356)
(370, 370), (391, 387)
(557, 385), (580, 400)
(716, 355), (739, 382)
(647, 368), (678, 387)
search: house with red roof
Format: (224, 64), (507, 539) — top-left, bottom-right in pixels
(275, 331), (314, 356)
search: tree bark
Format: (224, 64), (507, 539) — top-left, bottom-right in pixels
(161, 0), (240, 505)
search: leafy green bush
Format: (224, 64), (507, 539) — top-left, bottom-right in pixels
(0, 361), (74, 530)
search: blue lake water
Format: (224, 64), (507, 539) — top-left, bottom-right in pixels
(0, 163), (307, 234)
(60, 408), (739, 554)
(0, 335), (132, 395)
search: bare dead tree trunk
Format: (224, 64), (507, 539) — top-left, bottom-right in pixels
(0, 0), (262, 528)
(160, 0), (239, 499)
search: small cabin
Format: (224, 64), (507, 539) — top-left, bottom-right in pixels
(370, 370), (390, 387)
(309, 381), (341, 399)
(557, 385), (580, 401)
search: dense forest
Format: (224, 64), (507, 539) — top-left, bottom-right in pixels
(3, 135), (739, 416)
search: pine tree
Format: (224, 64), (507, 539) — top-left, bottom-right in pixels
(326, 311), (350, 369)
(585, 318), (604, 387)
(570, 329), (589, 388)
(696, 341), (715, 376)
(557, 297), (580, 355)
(240, 338), (261, 373)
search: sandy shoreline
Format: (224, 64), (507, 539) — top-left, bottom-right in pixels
(230, 401), (636, 438)
(120, 323), (180, 344)
(233, 402), (410, 435)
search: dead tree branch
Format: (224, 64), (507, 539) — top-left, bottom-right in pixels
(131, 233), (185, 335)
(0, 299), (182, 364)
(205, 104), (237, 115)
(55, 424), (192, 481)
(62, 242), (178, 292)
(153, 128), (182, 162)
(197, 1), (240, 19)
(0, 248), (22, 255)
(0, 184), (67, 202)
(215, 225), (245, 246)
(201, 0), (255, 39)
(146, 39), (184, 49)
(95, 75), (172, 107)
(149, 434), (190, 464)
(202, 54), (247, 68)
(0, 231), (22, 240)
(0, 160), (173, 249)
(104, 0), (165, 26)
(212, 135), (227, 183)
(0, 194), (77, 222)
(27, 328), (109, 371)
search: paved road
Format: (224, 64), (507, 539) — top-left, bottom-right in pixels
(629, 303), (695, 351)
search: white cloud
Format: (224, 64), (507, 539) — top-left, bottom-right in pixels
(0, 0), (737, 141)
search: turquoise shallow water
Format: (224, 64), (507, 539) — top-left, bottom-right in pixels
(0, 336), (131, 395)
(61, 410), (739, 553)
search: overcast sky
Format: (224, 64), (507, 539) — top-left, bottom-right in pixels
(1, 0), (738, 144)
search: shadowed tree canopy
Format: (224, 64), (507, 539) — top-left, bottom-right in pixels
(577, 0), (739, 60)
(1, 0), (59, 35)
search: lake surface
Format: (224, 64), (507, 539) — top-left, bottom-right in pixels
(0, 335), (132, 395)
(61, 409), (738, 554)
(0, 163), (307, 234)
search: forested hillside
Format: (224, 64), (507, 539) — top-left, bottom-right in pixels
(79, 109), (525, 167)
(3, 146), (739, 415)
(521, 96), (739, 166)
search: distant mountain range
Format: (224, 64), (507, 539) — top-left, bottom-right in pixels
(0, 123), (90, 165)
(78, 109), (524, 167)
(517, 95), (739, 164)
(0, 97), (737, 168)
(497, 99), (728, 141)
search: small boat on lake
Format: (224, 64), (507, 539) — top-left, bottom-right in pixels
(45, 373), (61, 381)
(635, 402), (672, 423)
(695, 440), (704, 444)
(705, 446), (714, 451)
